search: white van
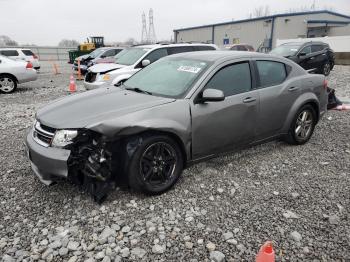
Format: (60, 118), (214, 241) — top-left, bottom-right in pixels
(0, 48), (40, 70)
(84, 43), (218, 90)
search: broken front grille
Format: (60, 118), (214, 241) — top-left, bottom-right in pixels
(85, 72), (97, 83)
(33, 121), (55, 147)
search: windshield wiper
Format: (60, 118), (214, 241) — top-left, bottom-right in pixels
(124, 87), (152, 95)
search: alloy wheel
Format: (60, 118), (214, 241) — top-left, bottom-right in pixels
(139, 142), (177, 186)
(295, 110), (313, 140)
(0, 77), (15, 93)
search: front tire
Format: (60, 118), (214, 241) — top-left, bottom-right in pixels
(0, 74), (17, 93)
(285, 105), (317, 145)
(322, 61), (331, 76)
(127, 135), (184, 194)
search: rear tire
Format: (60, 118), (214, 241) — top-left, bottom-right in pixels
(0, 74), (17, 93)
(127, 135), (184, 195)
(285, 104), (317, 145)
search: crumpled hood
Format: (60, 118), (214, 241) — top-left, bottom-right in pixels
(89, 63), (126, 73)
(36, 87), (175, 129)
(75, 54), (90, 61)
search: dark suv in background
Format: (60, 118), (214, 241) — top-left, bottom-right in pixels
(270, 41), (335, 75)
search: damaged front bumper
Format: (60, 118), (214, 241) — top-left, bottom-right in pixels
(25, 129), (70, 185)
(25, 126), (121, 202)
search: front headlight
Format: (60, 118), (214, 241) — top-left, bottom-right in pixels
(51, 130), (78, 147)
(102, 74), (111, 81)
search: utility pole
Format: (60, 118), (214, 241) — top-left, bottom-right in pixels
(148, 8), (157, 44)
(141, 12), (148, 43)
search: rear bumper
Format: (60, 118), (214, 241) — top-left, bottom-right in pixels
(17, 69), (38, 84)
(25, 128), (70, 185)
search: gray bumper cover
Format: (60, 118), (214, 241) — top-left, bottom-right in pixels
(25, 129), (71, 185)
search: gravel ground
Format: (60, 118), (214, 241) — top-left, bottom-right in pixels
(0, 63), (349, 262)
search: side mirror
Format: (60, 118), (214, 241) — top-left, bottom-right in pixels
(141, 59), (151, 67)
(100, 55), (106, 58)
(298, 52), (306, 57)
(201, 89), (225, 103)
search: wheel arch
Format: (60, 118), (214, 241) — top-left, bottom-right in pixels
(282, 93), (320, 133)
(0, 73), (18, 83)
(123, 129), (189, 168)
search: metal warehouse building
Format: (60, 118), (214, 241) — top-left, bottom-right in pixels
(173, 10), (350, 51)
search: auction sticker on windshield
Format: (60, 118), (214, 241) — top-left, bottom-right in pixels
(177, 66), (202, 74)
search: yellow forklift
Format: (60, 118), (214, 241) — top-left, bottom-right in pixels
(68, 36), (105, 63)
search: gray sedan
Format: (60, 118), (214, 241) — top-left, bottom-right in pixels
(0, 55), (37, 93)
(25, 51), (327, 201)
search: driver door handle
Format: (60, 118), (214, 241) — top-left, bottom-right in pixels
(243, 97), (256, 103)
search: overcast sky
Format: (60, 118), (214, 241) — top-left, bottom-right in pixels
(1, 0), (350, 45)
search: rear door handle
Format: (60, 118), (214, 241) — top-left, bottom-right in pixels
(243, 97), (256, 103)
(288, 86), (300, 92)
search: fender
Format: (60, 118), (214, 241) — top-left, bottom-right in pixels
(281, 92), (320, 134)
(87, 100), (192, 160)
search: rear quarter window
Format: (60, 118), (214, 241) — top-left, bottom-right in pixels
(256, 60), (287, 87)
(22, 50), (34, 56)
(0, 50), (19, 56)
(193, 46), (216, 51)
(167, 46), (194, 55)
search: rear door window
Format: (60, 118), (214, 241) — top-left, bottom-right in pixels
(167, 46), (194, 55)
(103, 49), (116, 57)
(311, 45), (324, 53)
(193, 46), (216, 51)
(256, 60), (287, 87)
(22, 50), (34, 56)
(205, 62), (252, 97)
(144, 48), (168, 63)
(0, 50), (19, 56)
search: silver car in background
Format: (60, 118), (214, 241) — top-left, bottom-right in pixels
(25, 51), (327, 201)
(0, 55), (38, 93)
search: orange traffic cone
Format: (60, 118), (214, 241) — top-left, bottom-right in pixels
(256, 241), (275, 262)
(69, 75), (77, 93)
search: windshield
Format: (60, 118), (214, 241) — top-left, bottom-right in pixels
(270, 44), (302, 57)
(114, 48), (148, 65)
(124, 57), (209, 98)
(89, 48), (105, 58)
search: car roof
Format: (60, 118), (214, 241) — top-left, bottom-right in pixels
(282, 41), (327, 46)
(0, 48), (27, 50)
(132, 43), (217, 50)
(168, 51), (280, 62)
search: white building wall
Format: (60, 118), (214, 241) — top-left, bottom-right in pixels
(273, 13), (350, 47)
(175, 12), (350, 49)
(213, 20), (272, 49)
(176, 27), (212, 43)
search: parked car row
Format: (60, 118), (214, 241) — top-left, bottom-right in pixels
(0, 40), (335, 96)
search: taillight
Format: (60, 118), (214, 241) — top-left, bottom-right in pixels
(323, 79), (328, 90)
(26, 62), (33, 69)
(33, 54), (38, 59)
